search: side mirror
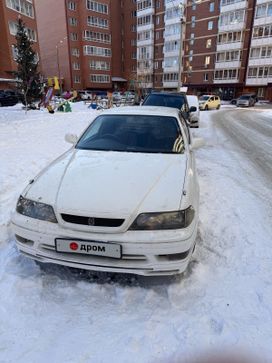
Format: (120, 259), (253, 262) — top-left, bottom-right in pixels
(189, 106), (197, 112)
(65, 133), (78, 145)
(190, 138), (205, 151)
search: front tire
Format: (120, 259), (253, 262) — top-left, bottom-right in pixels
(205, 105), (209, 111)
(216, 104), (220, 110)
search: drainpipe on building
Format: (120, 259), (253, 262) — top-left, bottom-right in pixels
(243, 0), (257, 89)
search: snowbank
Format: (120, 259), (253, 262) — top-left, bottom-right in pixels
(0, 104), (271, 363)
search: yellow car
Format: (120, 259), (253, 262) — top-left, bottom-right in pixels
(199, 95), (221, 111)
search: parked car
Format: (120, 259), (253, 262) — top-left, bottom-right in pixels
(12, 106), (204, 276)
(199, 95), (221, 110)
(236, 94), (257, 107)
(142, 92), (196, 124)
(0, 91), (18, 107)
(112, 91), (122, 103)
(187, 95), (200, 128)
(78, 90), (93, 100)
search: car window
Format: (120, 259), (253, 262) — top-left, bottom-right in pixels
(143, 94), (186, 110)
(76, 114), (184, 154)
(210, 97), (214, 102)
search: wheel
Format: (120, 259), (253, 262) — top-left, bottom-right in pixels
(216, 104), (220, 110)
(205, 105), (209, 111)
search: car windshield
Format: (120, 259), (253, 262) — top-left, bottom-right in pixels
(76, 115), (184, 154)
(199, 96), (210, 101)
(239, 96), (250, 100)
(143, 94), (186, 109)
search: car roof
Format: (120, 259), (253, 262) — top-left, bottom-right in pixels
(100, 106), (181, 118)
(149, 91), (186, 96)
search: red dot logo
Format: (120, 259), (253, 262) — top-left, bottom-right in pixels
(70, 242), (78, 251)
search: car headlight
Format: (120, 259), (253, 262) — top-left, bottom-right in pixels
(129, 206), (195, 230)
(16, 195), (57, 223)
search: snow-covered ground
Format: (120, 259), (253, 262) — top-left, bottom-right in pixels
(0, 102), (272, 362)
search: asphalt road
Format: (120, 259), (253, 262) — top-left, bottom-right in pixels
(211, 107), (272, 183)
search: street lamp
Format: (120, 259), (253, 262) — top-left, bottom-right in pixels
(56, 37), (67, 95)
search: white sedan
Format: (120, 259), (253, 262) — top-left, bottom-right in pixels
(12, 107), (204, 276)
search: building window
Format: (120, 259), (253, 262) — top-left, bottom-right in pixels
(73, 62), (80, 70)
(255, 3), (272, 19)
(71, 48), (80, 57)
(156, 15), (160, 25)
(90, 60), (110, 70)
(131, 10), (137, 17)
(74, 75), (81, 83)
(208, 21), (213, 30)
(83, 30), (111, 43)
(6, 0), (34, 18)
(206, 39), (212, 48)
(253, 25), (272, 39)
(83, 45), (111, 56)
(131, 39), (137, 46)
(68, 1), (76, 10)
(70, 32), (78, 41)
(191, 16), (196, 28)
(219, 10), (245, 26)
(205, 56), (210, 66)
(69, 17), (78, 26)
(204, 73), (209, 81)
(8, 21), (37, 41)
(87, 16), (108, 28)
(86, 1), (108, 14)
(218, 31), (242, 44)
(90, 74), (110, 83)
(214, 69), (238, 80)
(209, 2), (215, 12)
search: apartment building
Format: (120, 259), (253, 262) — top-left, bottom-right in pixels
(136, 0), (186, 91)
(245, 0), (272, 100)
(182, 0), (272, 100)
(182, 0), (219, 95)
(35, 0), (137, 91)
(0, 0), (40, 90)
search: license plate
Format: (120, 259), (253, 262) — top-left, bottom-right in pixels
(55, 239), (121, 259)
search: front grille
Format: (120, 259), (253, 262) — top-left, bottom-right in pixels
(61, 213), (124, 227)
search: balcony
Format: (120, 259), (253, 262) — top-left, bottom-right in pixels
(215, 60), (241, 69)
(165, 0), (183, 9)
(254, 16), (272, 27)
(137, 23), (154, 32)
(137, 7), (154, 17)
(246, 77), (272, 85)
(219, 21), (245, 32)
(251, 37), (272, 47)
(216, 41), (243, 51)
(220, 0), (248, 13)
(137, 38), (154, 47)
(163, 80), (178, 88)
(248, 57), (272, 67)
(213, 78), (239, 83)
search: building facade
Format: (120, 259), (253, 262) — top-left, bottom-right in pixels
(0, 0), (40, 90)
(35, 0), (137, 91)
(182, 0), (272, 100)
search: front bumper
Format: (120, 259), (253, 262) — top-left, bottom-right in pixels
(11, 212), (198, 276)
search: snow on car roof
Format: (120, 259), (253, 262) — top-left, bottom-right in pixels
(101, 106), (180, 118)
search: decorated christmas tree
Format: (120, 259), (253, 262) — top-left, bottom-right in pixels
(14, 18), (42, 107)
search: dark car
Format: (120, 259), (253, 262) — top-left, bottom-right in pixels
(142, 92), (196, 124)
(0, 91), (18, 107)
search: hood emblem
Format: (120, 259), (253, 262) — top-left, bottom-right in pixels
(88, 217), (95, 226)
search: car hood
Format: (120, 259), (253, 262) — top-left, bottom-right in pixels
(25, 149), (187, 218)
